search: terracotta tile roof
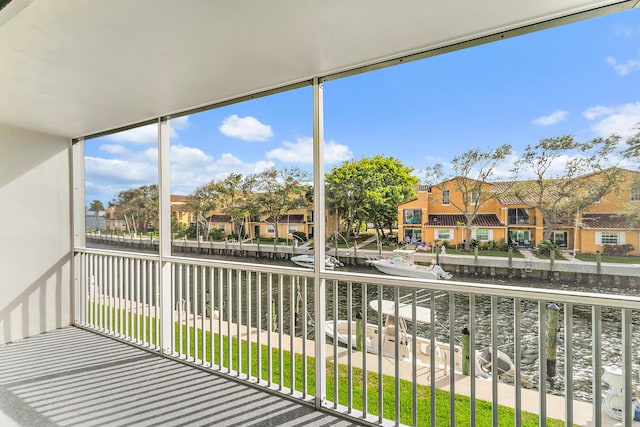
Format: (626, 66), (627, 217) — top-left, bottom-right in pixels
(414, 185), (432, 192)
(426, 213), (504, 227)
(206, 214), (232, 222)
(581, 213), (638, 230)
(171, 195), (190, 203)
(264, 214), (306, 223)
(490, 180), (549, 205)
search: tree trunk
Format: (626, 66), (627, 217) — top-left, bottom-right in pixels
(464, 227), (473, 251)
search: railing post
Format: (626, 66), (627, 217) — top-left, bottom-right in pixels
(158, 117), (173, 355)
(71, 138), (86, 324)
(312, 76), (327, 408)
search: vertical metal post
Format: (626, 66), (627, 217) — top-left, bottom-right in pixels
(564, 303), (574, 426)
(210, 267), (215, 368)
(514, 298), (522, 427)
(313, 76), (327, 408)
(491, 296), (498, 426)
(71, 139), (85, 324)
(257, 272), (263, 381)
(302, 277), (308, 398)
(622, 308), (633, 427)
(246, 271), (252, 379)
(469, 293), (476, 426)
(380, 284), (386, 425)
(538, 300), (547, 425)
(362, 283), (369, 420)
(411, 288), (417, 427)
(347, 282), (353, 412)
(450, 291), (456, 425)
(430, 290), (436, 427)
(592, 306), (602, 426)
(158, 117), (172, 354)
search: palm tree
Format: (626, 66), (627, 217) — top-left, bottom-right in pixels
(89, 200), (105, 231)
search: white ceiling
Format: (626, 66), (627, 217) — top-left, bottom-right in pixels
(0, 0), (637, 139)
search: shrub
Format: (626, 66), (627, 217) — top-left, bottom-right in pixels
(537, 240), (560, 257)
(603, 244), (634, 256)
(494, 238), (509, 251)
(209, 229), (225, 241)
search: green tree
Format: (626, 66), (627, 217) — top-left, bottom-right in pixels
(245, 167), (309, 249)
(326, 156), (418, 239)
(511, 135), (623, 240)
(617, 127), (640, 227)
(215, 173), (253, 248)
(425, 144), (512, 251)
(186, 181), (219, 241)
(110, 185), (158, 234)
(88, 199), (105, 231)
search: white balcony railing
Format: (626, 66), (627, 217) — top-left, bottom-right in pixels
(74, 247), (640, 426)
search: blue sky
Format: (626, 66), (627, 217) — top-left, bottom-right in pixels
(85, 8), (640, 206)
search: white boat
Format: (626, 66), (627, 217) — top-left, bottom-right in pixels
(366, 249), (452, 280)
(291, 254), (344, 270)
(326, 297), (517, 380)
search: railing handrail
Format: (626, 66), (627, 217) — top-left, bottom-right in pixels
(322, 269), (640, 309)
(76, 246), (640, 310)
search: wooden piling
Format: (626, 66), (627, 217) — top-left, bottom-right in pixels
(462, 326), (470, 375)
(355, 312), (363, 352)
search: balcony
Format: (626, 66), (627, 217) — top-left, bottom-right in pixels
(4, 2), (640, 427)
(0, 326), (354, 426)
(4, 248), (631, 426)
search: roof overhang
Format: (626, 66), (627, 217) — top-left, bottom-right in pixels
(0, 0), (638, 138)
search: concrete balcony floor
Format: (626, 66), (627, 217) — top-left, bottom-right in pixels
(0, 327), (359, 427)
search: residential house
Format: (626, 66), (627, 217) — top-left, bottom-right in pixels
(398, 169), (640, 255)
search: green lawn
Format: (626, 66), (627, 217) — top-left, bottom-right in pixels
(443, 249), (525, 258)
(88, 303), (568, 426)
(576, 254), (640, 264)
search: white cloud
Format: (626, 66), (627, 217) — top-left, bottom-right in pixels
(99, 144), (128, 154)
(532, 110), (569, 126)
(615, 26), (640, 37)
(583, 102), (640, 138)
(219, 115), (273, 142)
(583, 105), (613, 121)
(266, 137), (353, 164)
(104, 124), (158, 144)
(170, 115), (190, 131)
(85, 144), (276, 202)
(85, 156), (157, 183)
(606, 56), (640, 76)
(103, 116), (190, 144)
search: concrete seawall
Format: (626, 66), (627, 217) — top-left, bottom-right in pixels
(86, 235), (640, 288)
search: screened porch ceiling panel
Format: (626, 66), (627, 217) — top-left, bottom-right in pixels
(0, 0), (637, 139)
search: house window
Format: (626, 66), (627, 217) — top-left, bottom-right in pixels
(601, 232), (619, 245)
(475, 230), (489, 241)
(437, 229), (452, 240)
(508, 208), (530, 225)
(403, 209), (422, 224)
(403, 228), (422, 243)
(632, 185), (640, 201)
(267, 225), (275, 234)
(442, 190), (450, 206)
(470, 190), (479, 204)
(288, 226), (297, 233)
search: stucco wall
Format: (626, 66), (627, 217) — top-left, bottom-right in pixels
(0, 124), (72, 344)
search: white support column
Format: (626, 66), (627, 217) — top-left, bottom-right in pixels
(158, 117), (173, 354)
(313, 77), (327, 408)
(72, 138), (86, 323)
